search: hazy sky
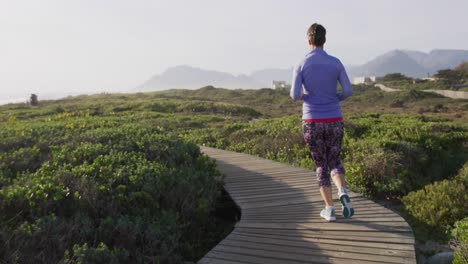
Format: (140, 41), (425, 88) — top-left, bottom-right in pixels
(1, 0), (468, 100)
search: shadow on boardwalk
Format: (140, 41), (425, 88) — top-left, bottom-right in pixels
(198, 147), (416, 264)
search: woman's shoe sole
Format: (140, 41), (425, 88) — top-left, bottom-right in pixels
(340, 194), (354, 218)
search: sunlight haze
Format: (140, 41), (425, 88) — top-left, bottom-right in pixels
(1, 0), (467, 103)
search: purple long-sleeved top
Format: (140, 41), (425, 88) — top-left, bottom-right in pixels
(290, 48), (352, 119)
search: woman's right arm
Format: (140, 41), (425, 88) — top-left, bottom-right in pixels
(290, 64), (303, 100)
(337, 61), (353, 101)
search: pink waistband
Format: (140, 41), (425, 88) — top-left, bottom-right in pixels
(303, 117), (343, 123)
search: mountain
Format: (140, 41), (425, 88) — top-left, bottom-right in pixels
(420, 49), (468, 71)
(136, 65), (266, 90)
(137, 49), (468, 91)
(136, 65), (294, 91)
(350, 50), (428, 78)
(401, 50), (428, 65)
(249, 68), (293, 86)
(348, 49), (468, 79)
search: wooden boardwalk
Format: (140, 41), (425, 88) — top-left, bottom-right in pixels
(198, 147), (417, 264)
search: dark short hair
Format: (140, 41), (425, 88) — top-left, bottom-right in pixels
(307, 23), (326, 46)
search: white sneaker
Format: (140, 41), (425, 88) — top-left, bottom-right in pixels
(338, 188), (354, 218)
(320, 206), (336, 222)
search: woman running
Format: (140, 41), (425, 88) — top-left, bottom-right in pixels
(290, 23), (354, 222)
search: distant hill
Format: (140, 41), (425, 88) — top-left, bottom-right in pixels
(348, 50), (428, 78)
(136, 65), (264, 90)
(249, 68), (293, 86)
(348, 49), (468, 78)
(419, 49), (468, 71)
(136, 65), (293, 91)
(136, 49), (468, 91)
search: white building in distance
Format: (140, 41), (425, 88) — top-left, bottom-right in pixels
(271, 80), (291, 89)
(353, 76), (376, 85)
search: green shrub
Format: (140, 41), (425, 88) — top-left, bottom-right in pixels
(380, 73), (412, 82)
(390, 99), (405, 107)
(451, 218), (468, 264)
(343, 139), (405, 197)
(64, 242), (130, 263)
(401, 164), (468, 236)
(146, 100), (262, 118)
(0, 109), (223, 263)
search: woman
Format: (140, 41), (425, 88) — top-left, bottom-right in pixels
(290, 23), (354, 222)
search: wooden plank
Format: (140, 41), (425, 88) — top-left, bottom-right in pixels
(219, 162), (279, 167)
(230, 179), (316, 188)
(242, 207), (400, 217)
(226, 178), (315, 187)
(240, 197), (325, 209)
(227, 183), (318, 196)
(226, 185), (316, 196)
(224, 169), (311, 178)
(242, 214), (403, 222)
(225, 174), (315, 184)
(241, 202), (393, 212)
(226, 181), (312, 190)
(218, 238), (415, 263)
(234, 189), (322, 201)
(242, 202), (387, 213)
(234, 191), (321, 202)
(241, 219), (408, 225)
(241, 200), (389, 213)
(224, 233), (415, 258)
(212, 244), (413, 264)
(241, 216), (405, 223)
(236, 197), (326, 209)
(235, 226), (415, 239)
(236, 221), (413, 232)
(202, 250), (332, 264)
(216, 158), (297, 168)
(197, 257), (249, 264)
(220, 166), (306, 174)
(219, 164), (291, 171)
(225, 187), (319, 199)
(229, 175), (311, 183)
(226, 184), (318, 195)
(204, 249), (385, 264)
(224, 169), (311, 177)
(231, 230), (415, 248)
(249, 209), (400, 218)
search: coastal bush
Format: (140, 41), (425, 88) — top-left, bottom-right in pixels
(401, 164), (467, 236)
(380, 73), (412, 82)
(451, 218), (468, 264)
(0, 109), (223, 263)
(380, 79), (452, 90)
(145, 99), (262, 118)
(343, 114), (467, 198)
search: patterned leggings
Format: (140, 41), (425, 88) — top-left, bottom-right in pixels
(302, 121), (345, 187)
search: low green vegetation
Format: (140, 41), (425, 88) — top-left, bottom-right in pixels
(451, 218), (468, 264)
(153, 85), (301, 118)
(188, 113), (467, 200)
(0, 84), (467, 262)
(380, 79), (452, 91)
(402, 164), (467, 239)
(379, 62), (468, 91)
(0, 101), (228, 263)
